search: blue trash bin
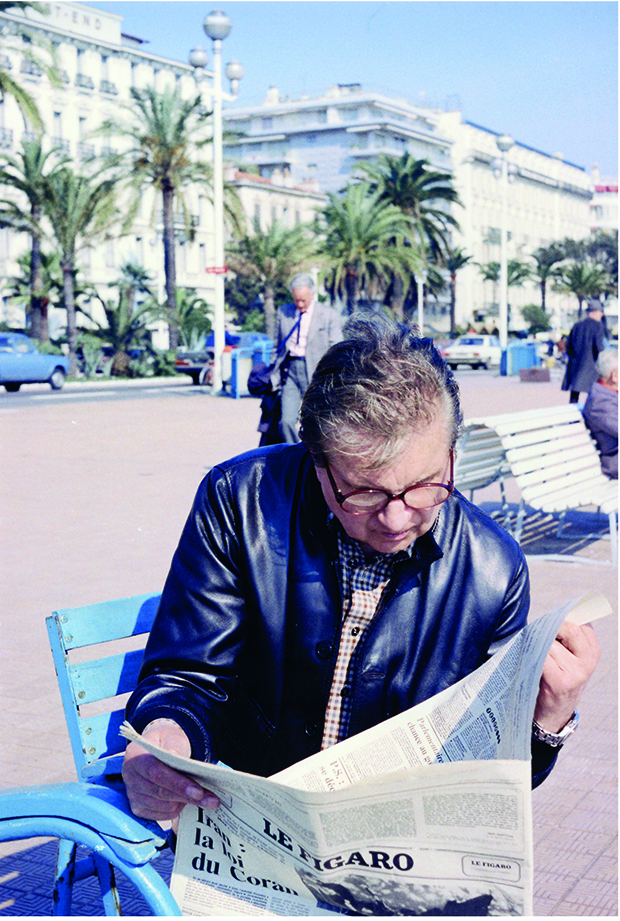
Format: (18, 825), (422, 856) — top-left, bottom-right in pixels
(229, 338), (273, 399)
(501, 342), (539, 376)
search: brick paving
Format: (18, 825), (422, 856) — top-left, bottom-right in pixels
(0, 369), (617, 915)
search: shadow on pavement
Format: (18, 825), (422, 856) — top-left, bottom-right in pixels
(0, 839), (173, 916)
(478, 502), (615, 561)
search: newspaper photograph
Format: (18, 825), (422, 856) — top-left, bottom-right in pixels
(120, 590), (610, 916)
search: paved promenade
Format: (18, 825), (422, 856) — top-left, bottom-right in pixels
(0, 369), (617, 915)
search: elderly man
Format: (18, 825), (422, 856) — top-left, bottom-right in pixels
(271, 273), (342, 443)
(583, 349), (618, 479)
(123, 316), (599, 822)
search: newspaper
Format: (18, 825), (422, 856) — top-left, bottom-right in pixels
(121, 590), (610, 916)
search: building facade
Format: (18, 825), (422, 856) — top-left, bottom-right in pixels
(0, 4), (614, 340)
(436, 112), (596, 332)
(590, 166), (618, 235)
(223, 82), (452, 194)
(0, 2), (324, 342)
(224, 85), (608, 332)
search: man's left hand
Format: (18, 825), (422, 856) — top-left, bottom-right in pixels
(534, 620), (601, 732)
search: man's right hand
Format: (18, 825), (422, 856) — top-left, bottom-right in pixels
(122, 718), (220, 821)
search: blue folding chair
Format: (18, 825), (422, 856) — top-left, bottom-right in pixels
(0, 592), (180, 915)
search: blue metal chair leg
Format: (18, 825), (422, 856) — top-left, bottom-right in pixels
(93, 853), (122, 916)
(53, 838), (77, 915)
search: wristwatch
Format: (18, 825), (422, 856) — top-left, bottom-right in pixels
(532, 711), (579, 747)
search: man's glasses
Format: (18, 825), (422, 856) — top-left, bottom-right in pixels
(324, 450), (454, 515)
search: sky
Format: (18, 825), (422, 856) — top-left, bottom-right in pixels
(85, 1), (618, 177)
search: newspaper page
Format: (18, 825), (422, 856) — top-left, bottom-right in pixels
(121, 591), (610, 916)
(273, 590), (610, 791)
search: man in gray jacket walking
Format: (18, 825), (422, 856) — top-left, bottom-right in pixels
(272, 274), (342, 442)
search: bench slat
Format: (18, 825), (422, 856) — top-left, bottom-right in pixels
(508, 444), (599, 479)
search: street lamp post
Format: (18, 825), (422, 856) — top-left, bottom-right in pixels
(492, 134), (516, 355)
(190, 10), (243, 394)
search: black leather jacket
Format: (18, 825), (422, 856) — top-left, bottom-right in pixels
(126, 444), (557, 786)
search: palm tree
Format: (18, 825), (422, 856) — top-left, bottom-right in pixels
(226, 217), (316, 340)
(0, 2), (46, 131)
(4, 248), (62, 327)
(506, 259), (532, 288)
(100, 86), (241, 350)
(553, 262), (610, 318)
(42, 166), (116, 375)
(169, 287), (212, 349)
(357, 153), (461, 316)
(478, 261), (500, 311)
(0, 137), (68, 340)
(358, 153), (460, 252)
(317, 183), (423, 315)
(442, 246), (471, 335)
(530, 242), (565, 312)
(477, 259), (530, 318)
(81, 262), (157, 376)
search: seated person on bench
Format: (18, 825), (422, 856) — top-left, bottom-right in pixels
(583, 349), (618, 480)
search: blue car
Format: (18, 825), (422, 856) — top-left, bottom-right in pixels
(0, 333), (70, 392)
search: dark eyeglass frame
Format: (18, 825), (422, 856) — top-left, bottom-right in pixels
(323, 450), (454, 515)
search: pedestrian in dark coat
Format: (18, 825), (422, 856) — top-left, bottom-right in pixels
(561, 300), (606, 402)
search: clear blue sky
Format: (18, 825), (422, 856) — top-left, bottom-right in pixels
(85, 1), (618, 176)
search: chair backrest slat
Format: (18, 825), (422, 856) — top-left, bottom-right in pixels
(69, 648), (146, 705)
(53, 593), (161, 650)
(46, 592), (161, 780)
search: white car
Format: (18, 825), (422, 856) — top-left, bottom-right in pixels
(442, 335), (502, 370)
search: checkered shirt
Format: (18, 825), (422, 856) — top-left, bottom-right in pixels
(320, 520), (412, 750)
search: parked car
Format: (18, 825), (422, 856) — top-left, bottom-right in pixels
(442, 335), (502, 370)
(176, 331), (272, 385)
(0, 332), (70, 391)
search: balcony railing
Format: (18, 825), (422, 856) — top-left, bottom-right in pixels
(100, 79), (118, 95)
(75, 73), (94, 90)
(52, 137), (70, 154)
(20, 59), (42, 77)
(77, 142), (95, 160)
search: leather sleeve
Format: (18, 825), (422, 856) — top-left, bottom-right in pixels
(125, 464), (250, 762)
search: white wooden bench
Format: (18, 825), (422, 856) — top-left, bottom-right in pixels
(454, 424), (511, 526)
(459, 404), (618, 563)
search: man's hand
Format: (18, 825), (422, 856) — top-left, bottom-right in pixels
(534, 621), (601, 733)
(122, 718), (220, 821)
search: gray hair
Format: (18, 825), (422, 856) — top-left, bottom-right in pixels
(290, 273), (315, 293)
(299, 313), (462, 470)
(596, 349), (618, 381)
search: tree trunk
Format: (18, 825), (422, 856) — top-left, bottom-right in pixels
(450, 272), (457, 336)
(540, 280), (546, 314)
(390, 274), (406, 322)
(345, 269), (358, 315)
(162, 182), (178, 350)
(30, 205), (47, 342)
(263, 282), (276, 342)
(62, 255), (78, 377)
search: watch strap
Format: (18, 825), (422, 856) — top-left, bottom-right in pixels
(532, 711), (579, 747)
